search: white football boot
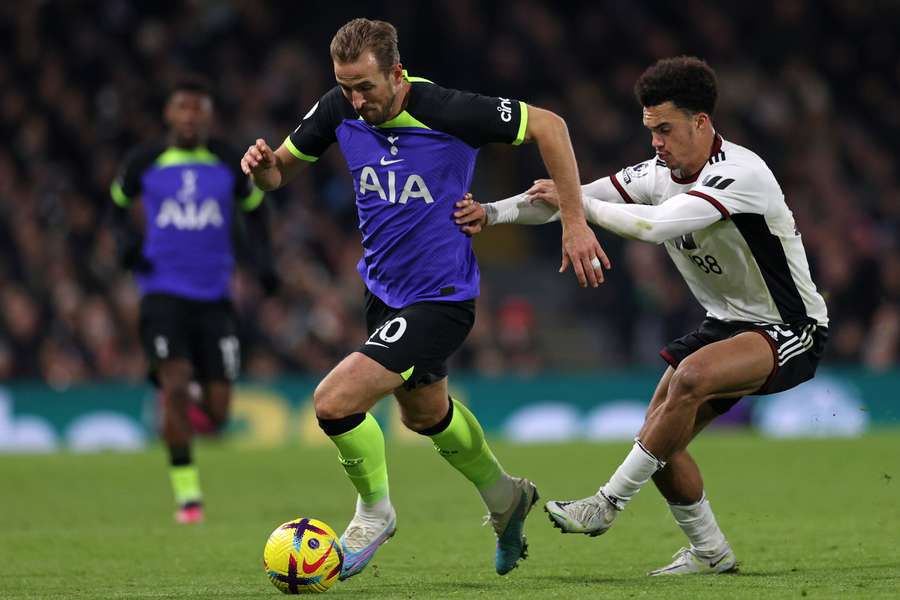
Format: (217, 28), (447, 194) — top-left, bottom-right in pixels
(544, 492), (619, 536)
(338, 505), (397, 580)
(648, 545), (738, 576)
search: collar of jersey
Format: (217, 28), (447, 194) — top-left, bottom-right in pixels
(670, 134), (723, 184)
(155, 146), (220, 167)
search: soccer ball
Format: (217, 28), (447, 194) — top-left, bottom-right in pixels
(263, 518), (343, 594)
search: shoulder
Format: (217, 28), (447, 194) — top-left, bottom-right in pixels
(314, 85), (356, 119)
(405, 78), (526, 146)
(699, 140), (779, 193)
(621, 156), (667, 185)
(121, 141), (167, 173)
(407, 79), (503, 115)
(715, 140), (776, 180)
(206, 139), (243, 164)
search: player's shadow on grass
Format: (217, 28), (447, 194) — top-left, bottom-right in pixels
(735, 561), (900, 577)
(523, 574), (634, 586)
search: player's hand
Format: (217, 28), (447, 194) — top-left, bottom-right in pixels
(454, 193), (487, 235)
(561, 222), (610, 288)
(526, 178), (560, 208)
(241, 139), (277, 176)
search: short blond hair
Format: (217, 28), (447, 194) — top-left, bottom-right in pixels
(330, 18), (400, 72)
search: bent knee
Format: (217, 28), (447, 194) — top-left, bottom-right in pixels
(667, 363), (709, 405)
(313, 379), (355, 420)
(158, 362), (193, 398)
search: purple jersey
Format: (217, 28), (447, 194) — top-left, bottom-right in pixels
(285, 72), (528, 308)
(111, 141), (264, 300)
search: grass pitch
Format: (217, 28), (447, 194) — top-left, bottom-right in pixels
(1, 432), (898, 599)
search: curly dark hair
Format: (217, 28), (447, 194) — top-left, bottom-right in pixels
(634, 56), (718, 114)
(167, 74), (214, 102)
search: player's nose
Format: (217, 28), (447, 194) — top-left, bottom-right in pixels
(351, 91), (365, 111)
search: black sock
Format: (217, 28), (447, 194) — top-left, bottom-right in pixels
(169, 445), (192, 467)
(416, 396), (454, 436)
(317, 413), (367, 436)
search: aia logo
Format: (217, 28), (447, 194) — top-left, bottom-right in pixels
(156, 169), (224, 230)
(359, 168), (434, 204)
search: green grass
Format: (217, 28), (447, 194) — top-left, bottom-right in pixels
(1, 432), (898, 599)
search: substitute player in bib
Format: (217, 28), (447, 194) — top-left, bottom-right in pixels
(111, 77), (275, 524)
(455, 57), (829, 575)
(241, 18), (607, 578)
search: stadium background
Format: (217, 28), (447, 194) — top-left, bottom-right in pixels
(1, 0), (899, 451)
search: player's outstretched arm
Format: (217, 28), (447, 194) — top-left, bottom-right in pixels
(527, 187), (723, 243)
(453, 174), (628, 234)
(241, 139), (307, 191)
(524, 106), (610, 287)
(454, 192), (558, 235)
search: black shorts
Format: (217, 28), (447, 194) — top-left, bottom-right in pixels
(359, 290), (475, 390)
(139, 293), (240, 384)
(661, 318), (829, 414)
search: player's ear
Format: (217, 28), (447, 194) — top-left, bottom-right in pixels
(390, 63), (403, 83)
(696, 112), (709, 131)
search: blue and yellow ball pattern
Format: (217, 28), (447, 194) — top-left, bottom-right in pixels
(264, 518), (343, 594)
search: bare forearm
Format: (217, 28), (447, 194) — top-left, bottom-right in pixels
(527, 109), (585, 228)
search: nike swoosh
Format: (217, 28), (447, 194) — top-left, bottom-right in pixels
(365, 340), (389, 348)
(380, 157), (404, 166)
(709, 554), (728, 568)
(302, 543), (333, 574)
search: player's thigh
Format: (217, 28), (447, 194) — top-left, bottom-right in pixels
(191, 300), (241, 384)
(314, 351), (405, 417)
(671, 331), (775, 402)
(393, 377), (449, 431)
(359, 293), (475, 391)
(157, 358), (194, 391)
(139, 294), (193, 383)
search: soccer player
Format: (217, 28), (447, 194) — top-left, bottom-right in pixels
(110, 77), (275, 524)
(240, 18), (607, 577)
(454, 56), (829, 575)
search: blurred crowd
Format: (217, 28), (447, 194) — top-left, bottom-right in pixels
(1, 0), (898, 385)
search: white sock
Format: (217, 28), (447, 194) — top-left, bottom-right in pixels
(669, 493), (728, 557)
(600, 440), (665, 510)
(354, 494), (393, 523)
(479, 473), (516, 514)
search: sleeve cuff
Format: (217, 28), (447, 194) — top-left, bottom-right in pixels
(512, 102), (528, 146)
(110, 181), (131, 207)
(240, 186), (265, 211)
(283, 136), (319, 162)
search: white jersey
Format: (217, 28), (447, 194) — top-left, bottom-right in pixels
(606, 135), (828, 327)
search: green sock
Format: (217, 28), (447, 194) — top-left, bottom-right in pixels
(429, 399), (504, 490)
(328, 413), (389, 505)
(169, 465), (202, 506)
